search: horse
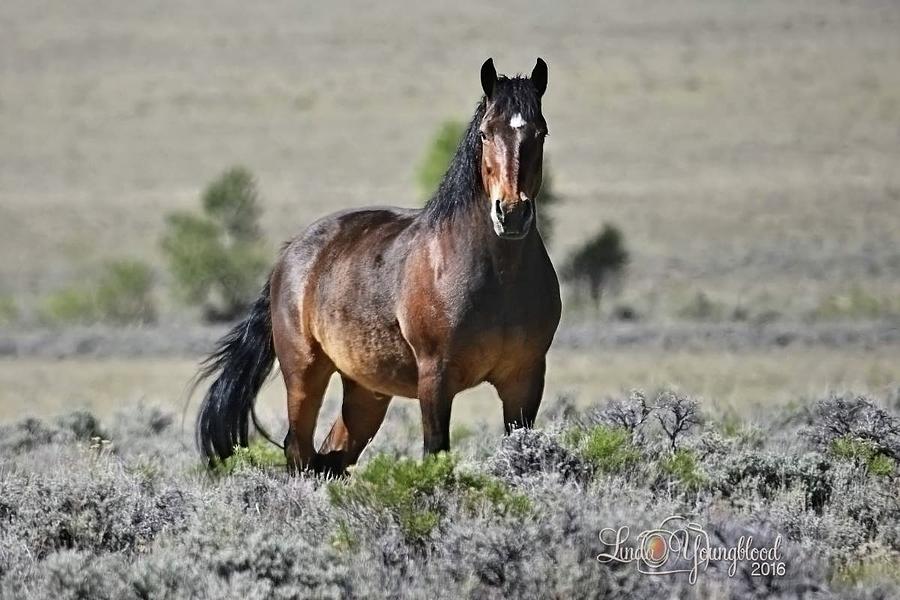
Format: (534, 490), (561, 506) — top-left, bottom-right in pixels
(195, 58), (561, 475)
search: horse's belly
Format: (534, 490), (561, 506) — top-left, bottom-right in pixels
(317, 318), (419, 398)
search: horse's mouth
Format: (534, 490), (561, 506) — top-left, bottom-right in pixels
(491, 201), (534, 239)
(496, 226), (530, 240)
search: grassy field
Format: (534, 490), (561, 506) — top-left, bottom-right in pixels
(2, 346), (897, 442)
(1, 0), (899, 322)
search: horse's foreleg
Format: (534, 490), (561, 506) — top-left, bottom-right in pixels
(493, 358), (546, 432)
(416, 358), (454, 455)
(318, 376), (391, 474)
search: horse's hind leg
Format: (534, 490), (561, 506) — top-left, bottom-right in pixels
(279, 342), (335, 473)
(318, 375), (391, 475)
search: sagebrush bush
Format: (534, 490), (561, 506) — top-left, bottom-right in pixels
(658, 448), (706, 492)
(3, 390), (900, 598)
(490, 427), (591, 483)
(328, 453), (530, 542)
(563, 424), (641, 474)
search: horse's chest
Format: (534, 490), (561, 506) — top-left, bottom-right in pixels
(450, 308), (551, 389)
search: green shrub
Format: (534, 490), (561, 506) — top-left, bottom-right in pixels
(813, 286), (895, 320)
(416, 120), (465, 200)
(38, 261), (157, 326)
(0, 295), (19, 326)
(328, 453), (530, 541)
(95, 260), (156, 324)
(161, 166), (269, 322)
(562, 224), (628, 312)
(39, 288), (97, 325)
(564, 425), (640, 474)
(213, 440), (286, 476)
(659, 449), (707, 491)
(830, 436), (895, 477)
(534, 164), (563, 245)
(677, 291), (727, 321)
(832, 552), (900, 587)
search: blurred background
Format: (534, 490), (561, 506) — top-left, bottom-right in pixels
(1, 0), (898, 435)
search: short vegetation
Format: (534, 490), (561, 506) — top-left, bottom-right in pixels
(563, 224), (629, 312)
(3, 391), (900, 598)
(38, 260), (157, 326)
(161, 166), (269, 322)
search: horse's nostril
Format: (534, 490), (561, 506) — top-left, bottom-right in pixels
(522, 200), (533, 220)
(494, 199), (505, 223)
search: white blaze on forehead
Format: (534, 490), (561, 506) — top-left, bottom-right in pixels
(509, 113), (526, 129)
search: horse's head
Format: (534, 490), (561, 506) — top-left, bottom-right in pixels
(478, 58), (549, 240)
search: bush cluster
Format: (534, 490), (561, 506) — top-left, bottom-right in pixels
(2, 391), (900, 598)
(38, 260), (157, 326)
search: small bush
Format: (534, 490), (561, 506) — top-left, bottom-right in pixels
(676, 291), (727, 321)
(37, 260), (157, 326)
(161, 166), (269, 322)
(658, 449), (706, 492)
(564, 425), (640, 474)
(0, 295), (19, 325)
(533, 164), (562, 245)
(328, 453), (530, 541)
(709, 450), (833, 511)
(813, 286), (896, 320)
(655, 392), (703, 451)
(213, 440), (286, 475)
(95, 260), (156, 324)
(807, 395), (900, 461)
(562, 224), (628, 311)
(416, 120), (465, 200)
(491, 427), (592, 483)
(831, 436), (896, 477)
(0, 411), (104, 454)
(39, 287), (97, 325)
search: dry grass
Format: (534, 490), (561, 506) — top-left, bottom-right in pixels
(1, 0), (899, 320)
(2, 347), (897, 439)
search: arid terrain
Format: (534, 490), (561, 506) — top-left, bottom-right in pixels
(2, 0), (899, 317)
(0, 0), (898, 453)
(1, 2), (899, 596)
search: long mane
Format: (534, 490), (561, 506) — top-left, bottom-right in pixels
(421, 76), (542, 224)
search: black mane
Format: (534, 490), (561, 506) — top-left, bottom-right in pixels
(422, 76), (542, 223)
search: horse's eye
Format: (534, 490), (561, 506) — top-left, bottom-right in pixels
(479, 131), (488, 142)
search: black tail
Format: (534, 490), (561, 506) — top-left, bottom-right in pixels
(195, 282), (277, 464)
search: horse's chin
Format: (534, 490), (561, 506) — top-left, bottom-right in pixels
(493, 215), (534, 240)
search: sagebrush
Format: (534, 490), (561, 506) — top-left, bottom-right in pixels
(2, 391), (900, 599)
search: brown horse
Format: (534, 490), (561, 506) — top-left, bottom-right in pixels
(196, 58), (561, 474)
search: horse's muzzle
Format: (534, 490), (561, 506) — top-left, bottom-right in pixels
(491, 198), (534, 239)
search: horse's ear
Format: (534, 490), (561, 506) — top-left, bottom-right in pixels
(532, 58), (548, 97)
(480, 58), (497, 99)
